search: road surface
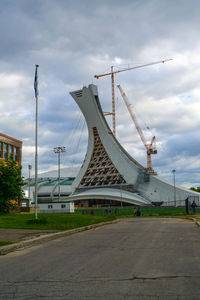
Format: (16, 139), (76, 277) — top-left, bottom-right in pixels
(0, 218), (200, 299)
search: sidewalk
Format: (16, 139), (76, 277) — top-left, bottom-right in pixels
(0, 228), (57, 243)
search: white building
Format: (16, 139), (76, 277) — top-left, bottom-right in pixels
(23, 177), (75, 212)
(39, 201), (74, 213)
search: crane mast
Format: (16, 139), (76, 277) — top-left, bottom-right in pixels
(94, 58), (172, 136)
(117, 84), (157, 171)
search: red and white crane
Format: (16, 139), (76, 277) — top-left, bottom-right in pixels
(117, 84), (157, 171)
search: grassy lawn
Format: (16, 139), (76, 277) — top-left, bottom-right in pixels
(0, 208), (199, 231)
(76, 206), (198, 217)
(189, 215), (200, 222)
(0, 213), (117, 231)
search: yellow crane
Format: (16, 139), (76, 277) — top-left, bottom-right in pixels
(94, 58), (172, 135)
(117, 84), (157, 171)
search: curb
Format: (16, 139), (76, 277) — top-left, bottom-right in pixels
(157, 215), (200, 227)
(0, 219), (119, 256)
(169, 216), (200, 227)
(190, 217), (200, 227)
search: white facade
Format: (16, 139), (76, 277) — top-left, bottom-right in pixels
(23, 177), (75, 205)
(39, 201), (74, 213)
(68, 84), (199, 206)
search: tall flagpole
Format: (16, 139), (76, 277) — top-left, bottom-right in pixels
(34, 65), (39, 219)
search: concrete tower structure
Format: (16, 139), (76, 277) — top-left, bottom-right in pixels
(68, 84), (198, 206)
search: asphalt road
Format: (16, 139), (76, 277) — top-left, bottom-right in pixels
(0, 218), (200, 300)
(0, 228), (57, 242)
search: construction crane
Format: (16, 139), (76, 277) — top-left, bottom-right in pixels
(94, 58), (172, 136)
(117, 84), (157, 171)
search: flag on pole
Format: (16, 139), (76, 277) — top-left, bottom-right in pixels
(34, 65), (39, 98)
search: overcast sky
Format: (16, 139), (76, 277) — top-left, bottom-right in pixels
(0, 0), (200, 187)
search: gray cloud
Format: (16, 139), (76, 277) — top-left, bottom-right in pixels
(0, 0), (200, 187)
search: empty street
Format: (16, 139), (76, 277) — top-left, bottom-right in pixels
(0, 218), (200, 299)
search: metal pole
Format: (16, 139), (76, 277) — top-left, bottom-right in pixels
(28, 165), (32, 200)
(58, 151), (60, 200)
(35, 90), (38, 219)
(28, 168), (30, 199)
(111, 66), (116, 136)
(120, 185), (123, 207)
(34, 65), (39, 219)
(174, 172), (176, 207)
(53, 146), (66, 201)
(172, 169), (176, 207)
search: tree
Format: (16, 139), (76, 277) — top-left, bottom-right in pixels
(190, 187), (200, 193)
(0, 159), (24, 213)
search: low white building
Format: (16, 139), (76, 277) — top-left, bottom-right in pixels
(23, 177), (75, 212)
(39, 201), (74, 213)
(23, 177), (75, 204)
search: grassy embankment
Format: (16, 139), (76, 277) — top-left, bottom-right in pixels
(0, 207), (199, 235)
(0, 213), (116, 231)
(76, 206), (200, 217)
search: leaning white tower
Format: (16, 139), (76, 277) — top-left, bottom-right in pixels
(68, 84), (199, 206)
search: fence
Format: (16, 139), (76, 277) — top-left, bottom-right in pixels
(75, 205), (199, 217)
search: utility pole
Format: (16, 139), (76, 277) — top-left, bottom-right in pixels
(34, 64), (39, 219)
(172, 169), (176, 207)
(53, 146), (66, 200)
(120, 184), (123, 208)
(28, 165), (32, 200)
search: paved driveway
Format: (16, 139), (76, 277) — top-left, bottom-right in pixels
(0, 218), (200, 299)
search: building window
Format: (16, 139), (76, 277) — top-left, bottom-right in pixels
(48, 205), (53, 209)
(9, 145), (13, 158)
(0, 142), (2, 158)
(61, 204), (66, 208)
(3, 144), (7, 159)
(14, 147), (17, 161)
(0, 134), (22, 166)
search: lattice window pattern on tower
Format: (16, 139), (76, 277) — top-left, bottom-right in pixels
(79, 127), (126, 187)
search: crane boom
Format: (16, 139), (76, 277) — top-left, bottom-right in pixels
(117, 84), (157, 170)
(150, 136), (156, 148)
(94, 58), (172, 136)
(117, 84), (148, 150)
(94, 58), (172, 79)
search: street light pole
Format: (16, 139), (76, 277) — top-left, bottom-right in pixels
(28, 165), (32, 200)
(120, 184), (123, 207)
(53, 146), (66, 200)
(34, 64), (39, 219)
(172, 169), (176, 207)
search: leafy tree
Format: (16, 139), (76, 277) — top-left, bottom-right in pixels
(0, 159), (24, 213)
(190, 187), (200, 193)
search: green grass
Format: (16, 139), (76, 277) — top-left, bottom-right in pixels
(0, 241), (13, 246)
(0, 207), (199, 232)
(189, 215), (200, 222)
(76, 206), (194, 217)
(0, 213), (116, 231)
